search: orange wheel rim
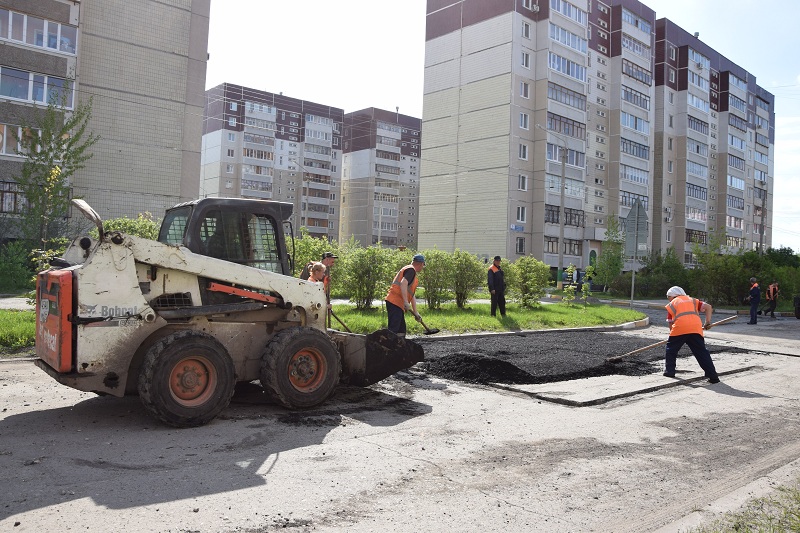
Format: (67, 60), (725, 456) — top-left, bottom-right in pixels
(287, 348), (326, 392)
(169, 356), (217, 407)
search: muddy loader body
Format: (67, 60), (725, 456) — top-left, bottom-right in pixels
(35, 199), (422, 427)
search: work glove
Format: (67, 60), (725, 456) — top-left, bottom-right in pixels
(704, 322), (712, 330)
(403, 302), (411, 311)
(414, 312), (422, 322)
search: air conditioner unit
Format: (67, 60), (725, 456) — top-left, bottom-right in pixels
(531, 4), (540, 12)
(696, 62), (704, 70)
(664, 216), (672, 222)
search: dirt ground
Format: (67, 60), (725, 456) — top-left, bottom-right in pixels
(2, 310), (800, 532)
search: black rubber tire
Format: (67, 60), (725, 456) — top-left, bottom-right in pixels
(138, 330), (235, 428)
(260, 327), (341, 409)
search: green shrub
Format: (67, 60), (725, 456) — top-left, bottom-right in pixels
(512, 255), (551, 309)
(451, 249), (485, 308)
(418, 249), (453, 310)
(0, 241), (35, 292)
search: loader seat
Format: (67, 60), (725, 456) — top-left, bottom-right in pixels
(206, 230), (226, 260)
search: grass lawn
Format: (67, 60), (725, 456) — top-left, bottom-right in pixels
(0, 310), (35, 350)
(689, 478), (800, 532)
(331, 302), (645, 335)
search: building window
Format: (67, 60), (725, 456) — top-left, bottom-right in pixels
(516, 237), (525, 254)
(519, 144), (528, 160)
(666, 230), (672, 242)
(520, 112), (529, 130)
(522, 21), (531, 39)
(520, 82), (530, 99)
(668, 161), (673, 173)
(228, 117), (236, 127)
(226, 164), (233, 173)
(230, 102), (237, 111)
(545, 204), (560, 224)
(518, 174), (528, 191)
(227, 149), (235, 157)
(228, 132), (235, 142)
(516, 206), (527, 223)
(521, 51), (530, 69)
(545, 236), (558, 253)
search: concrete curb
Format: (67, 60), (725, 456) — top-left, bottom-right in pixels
(409, 315), (651, 342)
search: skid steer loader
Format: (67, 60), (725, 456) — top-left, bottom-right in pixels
(35, 198), (423, 427)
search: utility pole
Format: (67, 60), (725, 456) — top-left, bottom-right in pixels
(537, 124), (569, 289)
(758, 181), (767, 254)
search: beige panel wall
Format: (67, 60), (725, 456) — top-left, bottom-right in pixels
(461, 43), (513, 86)
(459, 74), (511, 114)
(461, 12), (512, 55)
(72, 0), (209, 219)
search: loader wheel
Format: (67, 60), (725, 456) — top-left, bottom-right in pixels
(260, 327), (341, 409)
(138, 331), (235, 428)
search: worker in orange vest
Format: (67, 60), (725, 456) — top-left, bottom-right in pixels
(663, 286), (720, 384)
(385, 254), (425, 337)
(764, 280), (780, 319)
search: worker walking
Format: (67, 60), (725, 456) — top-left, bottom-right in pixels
(487, 255), (506, 317)
(663, 286), (720, 384)
(747, 277), (760, 324)
(385, 254), (425, 338)
(764, 280), (780, 319)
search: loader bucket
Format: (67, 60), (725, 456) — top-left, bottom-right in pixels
(331, 329), (424, 387)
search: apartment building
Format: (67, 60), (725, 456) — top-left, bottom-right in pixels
(0, 0), (209, 232)
(418, 0), (774, 272)
(652, 19), (774, 262)
(341, 108), (422, 248)
(202, 83), (344, 241)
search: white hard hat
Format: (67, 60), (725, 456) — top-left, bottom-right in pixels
(666, 286), (686, 298)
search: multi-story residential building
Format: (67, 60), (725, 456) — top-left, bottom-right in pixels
(341, 108), (421, 248)
(202, 83), (343, 241)
(652, 19), (774, 262)
(418, 0), (774, 273)
(0, 0), (209, 234)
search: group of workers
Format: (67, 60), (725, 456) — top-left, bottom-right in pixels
(299, 250), (784, 386)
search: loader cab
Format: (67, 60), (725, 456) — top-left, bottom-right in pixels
(158, 198), (293, 275)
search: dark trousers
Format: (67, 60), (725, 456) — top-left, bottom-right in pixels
(491, 290), (506, 316)
(665, 333), (718, 379)
(386, 301), (406, 334)
(764, 299), (777, 318)
(750, 300), (759, 323)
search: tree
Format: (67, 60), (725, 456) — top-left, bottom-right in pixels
(594, 215), (625, 292)
(13, 92), (99, 262)
(451, 249), (485, 308)
(293, 228), (339, 278)
(95, 213), (161, 240)
(765, 247), (799, 269)
(338, 245), (394, 310)
(418, 249), (452, 310)
(511, 255), (551, 309)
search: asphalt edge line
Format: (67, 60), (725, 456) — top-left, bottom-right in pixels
(488, 366), (760, 407)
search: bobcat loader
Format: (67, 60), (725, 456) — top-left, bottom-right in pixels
(35, 198), (423, 427)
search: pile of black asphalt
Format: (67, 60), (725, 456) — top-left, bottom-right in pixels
(414, 324), (749, 385)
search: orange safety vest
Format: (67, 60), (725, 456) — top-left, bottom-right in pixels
(665, 295), (704, 337)
(385, 265), (418, 309)
(766, 283), (778, 301)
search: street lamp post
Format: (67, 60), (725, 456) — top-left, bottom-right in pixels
(537, 124), (568, 289)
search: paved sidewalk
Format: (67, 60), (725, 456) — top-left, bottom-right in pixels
(0, 296), (32, 311)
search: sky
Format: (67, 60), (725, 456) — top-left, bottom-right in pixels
(206, 0), (800, 253)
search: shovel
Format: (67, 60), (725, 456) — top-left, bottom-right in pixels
(413, 312), (440, 335)
(330, 309), (352, 333)
(605, 315), (737, 363)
